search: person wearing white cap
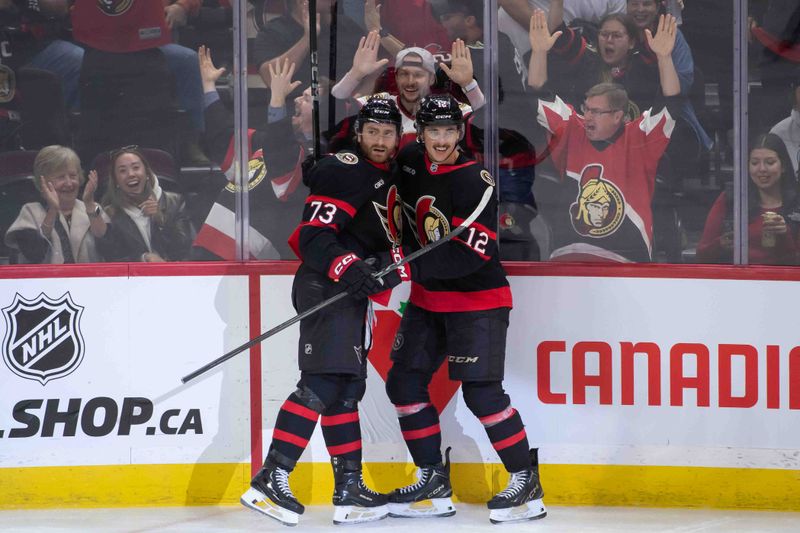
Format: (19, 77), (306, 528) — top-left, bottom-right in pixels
(332, 31), (484, 147)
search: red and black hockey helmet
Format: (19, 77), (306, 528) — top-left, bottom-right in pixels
(415, 94), (464, 129)
(355, 96), (402, 135)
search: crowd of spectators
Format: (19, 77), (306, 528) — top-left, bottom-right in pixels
(1, 0), (800, 266)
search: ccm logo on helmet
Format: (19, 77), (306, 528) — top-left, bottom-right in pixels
(449, 355), (479, 363)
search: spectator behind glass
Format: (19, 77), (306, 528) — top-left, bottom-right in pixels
(71, 0), (205, 133)
(331, 33), (480, 148)
(193, 49), (309, 261)
(697, 133), (800, 266)
(769, 82), (800, 175)
(253, 0), (361, 102)
(626, 0), (711, 150)
(5, 145), (108, 263)
(528, 11), (681, 262)
(98, 147), (193, 262)
(0, 0), (82, 149)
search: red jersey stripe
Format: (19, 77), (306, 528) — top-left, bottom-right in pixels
(452, 217), (497, 240)
(410, 283), (513, 312)
(306, 194), (357, 218)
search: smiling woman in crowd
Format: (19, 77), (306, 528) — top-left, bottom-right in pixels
(97, 147), (193, 262)
(5, 145), (107, 264)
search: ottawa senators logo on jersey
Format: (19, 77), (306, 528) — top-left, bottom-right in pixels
(225, 149), (267, 192)
(0, 65), (15, 104)
(405, 196), (450, 246)
(569, 164), (625, 238)
(97, 0), (134, 16)
(373, 185), (403, 246)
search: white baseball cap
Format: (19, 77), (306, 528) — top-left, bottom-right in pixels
(395, 47), (436, 75)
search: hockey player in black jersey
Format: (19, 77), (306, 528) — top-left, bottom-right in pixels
(240, 96), (408, 526)
(381, 95), (547, 524)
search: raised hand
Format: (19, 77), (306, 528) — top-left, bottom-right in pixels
(82, 170), (98, 207)
(40, 177), (60, 210)
(645, 14), (677, 58)
(440, 39), (473, 88)
(352, 31), (389, 79)
(198, 45), (226, 93)
(268, 58), (302, 107)
(164, 4), (188, 29)
(529, 9), (562, 54)
(364, 0), (382, 33)
(139, 194), (160, 219)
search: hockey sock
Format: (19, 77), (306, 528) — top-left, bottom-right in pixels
(268, 392), (321, 467)
(479, 406), (530, 472)
(395, 402), (442, 466)
(321, 401), (362, 463)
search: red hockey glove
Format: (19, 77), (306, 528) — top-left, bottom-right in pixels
(330, 253), (384, 299)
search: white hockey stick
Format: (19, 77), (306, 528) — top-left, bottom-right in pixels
(181, 185), (494, 384)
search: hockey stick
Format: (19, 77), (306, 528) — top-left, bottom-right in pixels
(309, 0), (321, 160)
(181, 185), (494, 384)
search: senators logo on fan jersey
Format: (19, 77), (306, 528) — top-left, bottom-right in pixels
(569, 164), (625, 238)
(97, 0), (134, 16)
(373, 185), (403, 246)
(403, 196), (450, 246)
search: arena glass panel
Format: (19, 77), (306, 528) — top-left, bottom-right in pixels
(743, 0), (800, 267)
(0, 0), (231, 265)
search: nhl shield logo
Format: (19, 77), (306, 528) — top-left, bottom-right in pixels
(2, 293), (85, 385)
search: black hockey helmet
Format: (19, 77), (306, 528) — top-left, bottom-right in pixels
(415, 94), (464, 129)
(355, 95), (402, 135)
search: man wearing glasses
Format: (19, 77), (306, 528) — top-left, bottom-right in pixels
(528, 10), (682, 262)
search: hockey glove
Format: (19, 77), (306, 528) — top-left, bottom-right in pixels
(330, 253), (385, 299)
(371, 247), (413, 289)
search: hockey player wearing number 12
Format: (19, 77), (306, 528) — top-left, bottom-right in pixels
(240, 96), (408, 526)
(381, 94), (547, 524)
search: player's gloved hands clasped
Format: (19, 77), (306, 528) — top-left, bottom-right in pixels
(338, 258), (385, 299)
(369, 246), (413, 288)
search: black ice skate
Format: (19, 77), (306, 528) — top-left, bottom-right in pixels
(330, 457), (389, 525)
(240, 459), (304, 526)
(388, 447), (456, 518)
(487, 448), (547, 524)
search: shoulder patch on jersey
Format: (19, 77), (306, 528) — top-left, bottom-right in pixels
(480, 170), (496, 187)
(335, 152), (359, 165)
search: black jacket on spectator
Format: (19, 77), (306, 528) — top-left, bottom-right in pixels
(98, 191), (193, 262)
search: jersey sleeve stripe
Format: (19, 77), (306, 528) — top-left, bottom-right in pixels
(452, 236), (491, 260)
(452, 217), (497, 240)
(306, 194), (358, 218)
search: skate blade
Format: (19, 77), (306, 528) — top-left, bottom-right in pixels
(240, 487), (300, 526)
(489, 498), (547, 524)
(332, 504), (389, 525)
(388, 498), (456, 518)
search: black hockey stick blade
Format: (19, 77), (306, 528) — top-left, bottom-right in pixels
(180, 185), (494, 384)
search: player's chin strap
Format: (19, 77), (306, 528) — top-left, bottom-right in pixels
(180, 185), (494, 385)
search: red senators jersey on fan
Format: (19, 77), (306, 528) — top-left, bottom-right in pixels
(396, 143), (511, 312)
(73, 0), (171, 52)
(288, 150), (402, 276)
(537, 95), (674, 262)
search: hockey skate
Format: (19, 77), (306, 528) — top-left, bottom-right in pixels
(241, 460), (304, 526)
(330, 457), (389, 525)
(487, 448), (547, 524)
(387, 447), (456, 518)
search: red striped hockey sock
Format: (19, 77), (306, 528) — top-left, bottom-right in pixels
(268, 393), (321, 467)
(480, 406), (530, 472)
(321, 402), (362, 463)
(395, 402), (442, 466)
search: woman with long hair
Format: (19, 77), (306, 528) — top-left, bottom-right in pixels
(697, 133), (800, 265)
(98, 147), (193, 262)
